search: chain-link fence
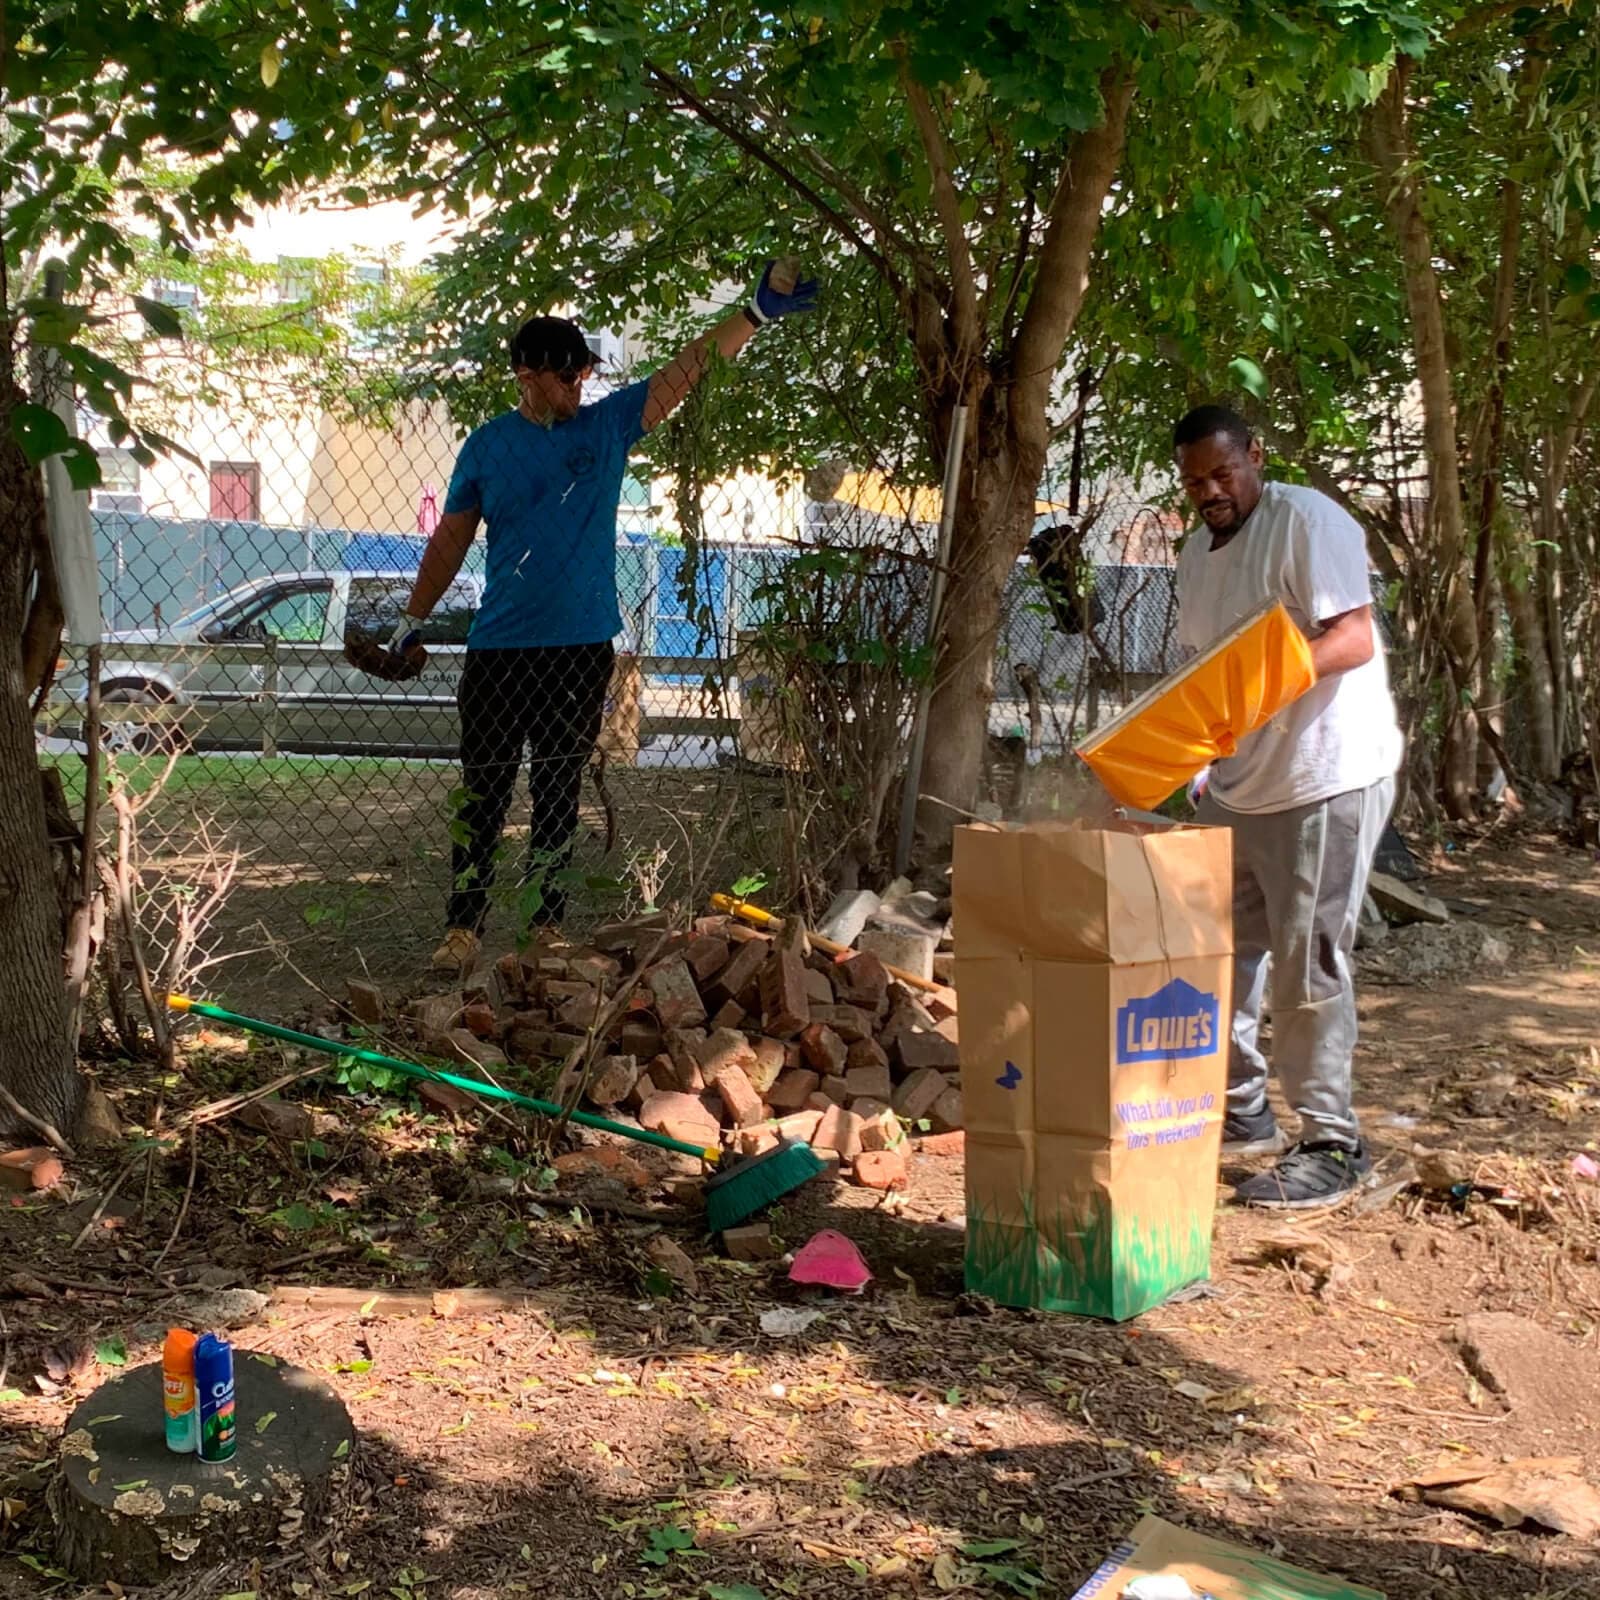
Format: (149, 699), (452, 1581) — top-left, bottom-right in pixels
(35, 314), (1193, 1011)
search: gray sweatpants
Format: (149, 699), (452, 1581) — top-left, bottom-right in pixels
(1197, 778), (1394, 1148)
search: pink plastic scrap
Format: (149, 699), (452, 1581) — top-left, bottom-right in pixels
(1572, 1153), (1600, 1182)
(788, 1229), (872, 1294)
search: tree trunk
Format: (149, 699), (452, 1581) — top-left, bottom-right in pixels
(916, 436), (1041, 836)
(1499, 546), (1560, 779)
(911, 69), (1133, 850)
(1366, 60), (1482, 818)
(0, 350), (82, 1138)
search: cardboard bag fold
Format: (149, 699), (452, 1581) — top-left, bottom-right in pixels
(1070, 1514), (1384, 1600)
(954, 820), (1233, 1320)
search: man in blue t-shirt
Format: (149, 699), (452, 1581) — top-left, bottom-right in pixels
(390, 263), (817, 973)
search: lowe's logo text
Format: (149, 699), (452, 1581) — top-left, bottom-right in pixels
(1115, 978), (1219, 1065)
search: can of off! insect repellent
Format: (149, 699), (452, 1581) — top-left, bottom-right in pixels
(194, 1333), (237, 1463)
(162, 1328), (199, 1453)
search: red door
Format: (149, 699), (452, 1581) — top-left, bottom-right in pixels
(209, 462), (260, 521)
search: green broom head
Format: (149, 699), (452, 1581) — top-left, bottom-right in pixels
(704, 1139), (825, 1234)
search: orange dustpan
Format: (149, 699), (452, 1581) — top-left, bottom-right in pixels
(1076, 600), (1316, 811)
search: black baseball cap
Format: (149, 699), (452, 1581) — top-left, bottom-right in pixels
(508, 315), (603, 373)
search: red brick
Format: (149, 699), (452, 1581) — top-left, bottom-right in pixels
(638, 1091), (720, 1142)
(709, 1063), (765, 1127)
(410, 991), (462, 1045)
(916, 1130), (966, 1157)
(572, 952), (624, 988)
(345, 979), (385, 1026)
(854, 1148), (909, 1191)
(554, 991), (611, 1032)
(709, 936), (770, 1008)
(508, 1025), (583, 1064)
(587, 1055), (640, 1107)
(929, 1085), (964, 1132)
(765, 1068), (820, 1111)
(806, 1092), (835, 1113)
(619, 1017), (665, 1059)
(736, 1125), (781, 1157)
(892, 1066), (950, 1125)
(461, 1001), (498, 1039)
(647, 958), (707, 1029)
(855, 1101), (904, 1152)
(684, 935), (732, 984)
(438, 1029), (509, 1072)
(592, 913), (671, 955)
(844, 1061), (893, 1104)
(927, 986), (959, 1022)
(833, 950), (889, 1012)
(711, 999), (748, 1032)
(722, 1221), (779, 1260)
(812, 1104), (864, 1161)
(819, 1074), (849, 1104)
(627, 1055), (680, 1111)
(897, 1027), (960, 1074)
(545, 977), (597, 1005)
(692, 914), (733, 939)
(417, 1080), (478, 1119)
(845, 1037), (889, 1077)
(811, 1003), (873, 1044)
(553, 1146), (651, 1190)
(697, 1027), (759, 1078)
(803, 966), (835, 1006)
(747, 1036), (786, 1094)
(934, 1013), (959, 1047)
(759, 947), (812, 1038)
(665, 1028), (708, 1092)
(800, 1023), (847, 1076)
(773, 1109), (823, 1145)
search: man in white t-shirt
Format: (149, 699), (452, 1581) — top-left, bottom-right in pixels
(1172, 405), (1402, 1208)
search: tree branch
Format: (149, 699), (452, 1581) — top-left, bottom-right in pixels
(898, 56), (981, 363)
(642, 59), (891, 277)
(1012, 69), (1135, 438)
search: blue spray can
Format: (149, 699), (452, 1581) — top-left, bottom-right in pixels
(194, 1333), (237, 1463)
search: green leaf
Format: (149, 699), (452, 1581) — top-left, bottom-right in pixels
(960, 1540), (1023, 1558)
(1227, 356), (1269, 399)
(261, 42), (282, 88)
(113, 1478), (148, 1491)
(10, 402), (70, 464)
(132, 295), (185, 339)
(334, 1437), (351, 1458)
(256, 1410), (278, 1433)
(96, 1337), (128, 1367)
(0, 1388), (26, 1403)
(707, 1587), (768, 1600)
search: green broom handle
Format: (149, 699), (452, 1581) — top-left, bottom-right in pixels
(167, 995), (721, 1164)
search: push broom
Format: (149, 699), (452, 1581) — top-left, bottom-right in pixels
(167, 996), (822, 1232)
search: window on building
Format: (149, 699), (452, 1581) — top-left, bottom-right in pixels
(209, 462), (261, 522)
(277, 256), (318, 306)
(150, 279), (199, 311)
(93, 448), (143, 513)
(349, 262), (389, 352)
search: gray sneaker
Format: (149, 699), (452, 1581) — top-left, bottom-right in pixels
(1233, 1142), (1373, 1209)
(1221, 1105), (1288, 1158)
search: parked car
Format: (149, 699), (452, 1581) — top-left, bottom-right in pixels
(63, 570), (484, 756)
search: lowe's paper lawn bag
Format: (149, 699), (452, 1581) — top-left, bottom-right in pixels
(1069, 1514), (1384, 1599)
(954, 821), (1232, 1320)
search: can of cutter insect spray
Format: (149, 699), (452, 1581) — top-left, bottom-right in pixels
(194, 1333), (237, 1463)
(162, 1327), (199, 1453)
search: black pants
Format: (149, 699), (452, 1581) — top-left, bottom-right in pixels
(447, 643), (613, 935)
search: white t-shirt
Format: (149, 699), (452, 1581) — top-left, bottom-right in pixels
(1174, 480), (1402, 814)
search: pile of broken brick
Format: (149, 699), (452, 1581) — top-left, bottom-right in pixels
(346, 902), (961, 1193)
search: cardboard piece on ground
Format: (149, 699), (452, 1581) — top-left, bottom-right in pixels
(955, 820), (1232, 1320)
(1069, 1514), (1384, 1600)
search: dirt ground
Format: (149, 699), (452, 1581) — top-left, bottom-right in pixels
(2, 829), (1598, 1600)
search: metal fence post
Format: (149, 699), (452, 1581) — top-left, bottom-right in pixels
(261, 637), (279, 759)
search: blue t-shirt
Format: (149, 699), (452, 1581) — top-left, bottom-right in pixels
(444, 380), (650, 649)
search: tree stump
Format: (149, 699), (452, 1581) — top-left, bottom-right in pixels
(50, 1357), (354, 1583)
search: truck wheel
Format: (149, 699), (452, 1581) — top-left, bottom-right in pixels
(101, 686), (188, 756)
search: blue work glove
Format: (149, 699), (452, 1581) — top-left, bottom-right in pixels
(747, 260), (819, 324)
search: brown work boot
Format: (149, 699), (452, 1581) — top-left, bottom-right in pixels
(430, 927), (481, 976)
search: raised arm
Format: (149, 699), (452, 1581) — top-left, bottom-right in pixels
(641, 261), (818, 434)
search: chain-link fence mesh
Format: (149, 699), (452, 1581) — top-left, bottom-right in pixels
(35, 305), (1196, 1010)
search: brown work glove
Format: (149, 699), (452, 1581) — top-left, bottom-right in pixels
(343, 628), (428, 682)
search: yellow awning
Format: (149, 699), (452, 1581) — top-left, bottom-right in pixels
(832, 471), (1066, 524)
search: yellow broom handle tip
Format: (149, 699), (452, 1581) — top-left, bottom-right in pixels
(166, 994), (193, 1012)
